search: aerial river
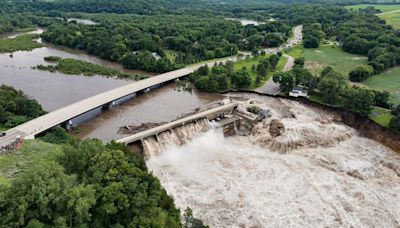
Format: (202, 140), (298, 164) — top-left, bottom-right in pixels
(0, 28), (156, 111)
(0, 28), (222, 140)
(1, 24), (399, 227)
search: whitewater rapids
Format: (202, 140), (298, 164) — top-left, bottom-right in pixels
(147, 94), (400, 227)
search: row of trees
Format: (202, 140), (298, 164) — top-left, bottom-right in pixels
(303, 23), (324, 48)
(0, 13), (55, 34)
(0, 85), (45, 129)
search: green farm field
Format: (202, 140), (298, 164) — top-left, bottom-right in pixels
(369, 107), (394, 128)
(362, 66), (400, 105)
(345, 4), (400, 29)
(287, 45), (368, 75)
(380, 12), (400, 29)
(345, 4), (400, 12)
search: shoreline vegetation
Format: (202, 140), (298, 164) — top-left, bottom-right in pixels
(35, 56), (147, 80)
(0, 34), (43, 53)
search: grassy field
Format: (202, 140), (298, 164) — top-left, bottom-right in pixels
(0, 140), (63, 185)
(345, 4), (400, 12)
(0, 34), (43, 53)
(362, 66), (400, 105)
(286, 45), (303, 59)
(380, 11), (400, 29)
(233, 54), (287, 89)
(287, 45), (368, 76)
(369, 107), (394, 128)
(345, 4), (400, 29)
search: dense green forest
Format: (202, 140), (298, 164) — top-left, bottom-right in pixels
(0, 85), (45, 129)
(41, 14), (290, 72)
(0, 13), (54, 34)
(0, 133), (183, 227)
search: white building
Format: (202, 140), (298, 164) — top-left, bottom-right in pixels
(289, 87), (308, 97)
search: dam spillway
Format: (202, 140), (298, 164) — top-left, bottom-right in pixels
(146, 93), (400, 227)
(116, 101), (242, 158)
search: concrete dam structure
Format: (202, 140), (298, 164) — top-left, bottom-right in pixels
(116, 102), (241, 158)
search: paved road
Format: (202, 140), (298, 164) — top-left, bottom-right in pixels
(256, 25), (303, 95)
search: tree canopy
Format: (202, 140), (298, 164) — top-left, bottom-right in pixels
(0, 85), (45, 129)
(0, 139), (181, 227)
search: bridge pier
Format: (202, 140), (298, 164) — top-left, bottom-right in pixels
(142, 83), (164, 93)
(63, 106), (102, 131)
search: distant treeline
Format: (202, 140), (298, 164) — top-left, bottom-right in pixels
(41, 14), (290, 73)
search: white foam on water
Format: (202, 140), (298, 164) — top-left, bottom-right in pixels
(146, 95), (400, 227)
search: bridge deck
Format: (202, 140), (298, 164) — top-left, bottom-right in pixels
(117, 102), (238, 144)
(1, 68), (193, 147)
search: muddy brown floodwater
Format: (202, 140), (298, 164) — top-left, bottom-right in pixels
(0, 29), (155, 111)
(147, 93), (400, 227)
(0, 29), (221, 141)
(73, 82), (223, 141)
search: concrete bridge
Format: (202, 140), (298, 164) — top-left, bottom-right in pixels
(0, 25), (303, 149)
(116, 102), (238, 145)
(0, 68), (193, 147)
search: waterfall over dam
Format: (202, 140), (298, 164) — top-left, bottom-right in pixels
(142, 118), (210, 158)
(146, 94), (400, 227)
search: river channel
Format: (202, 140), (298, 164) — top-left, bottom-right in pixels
(0, 28), (222, 140)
